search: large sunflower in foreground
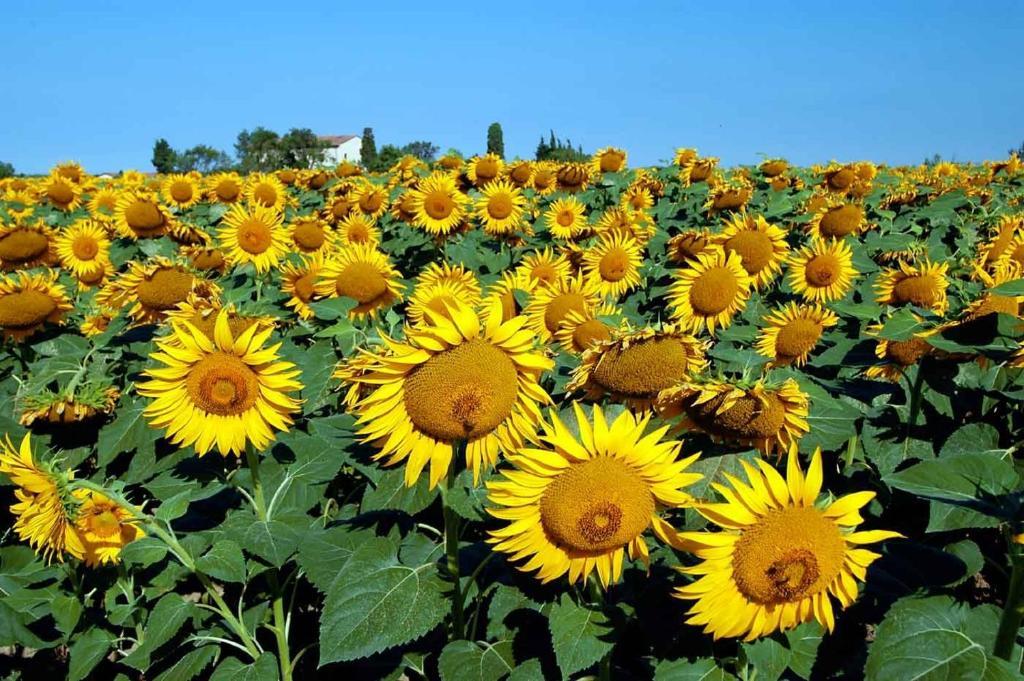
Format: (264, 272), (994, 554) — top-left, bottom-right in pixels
(756, 303), (839, 367)
(408, 172), (469, 235)
(313, 244), (403, 320)
(219, 202), (289, 273)
(874, 259), (949, 315)
(659, 377), (809, 456)
(138, 310), (303, 457)
(674, 447), (901, 639)
(0, 270), (72, 342)
(568, 325), (707, 410)
(487, 403), (701, 588)
(713, 213), (788, 290)
(787, 238), (858, 303)
(667, 248), (752, 335)
(582, 232), (644, 298)
(343, 299), (552, 488)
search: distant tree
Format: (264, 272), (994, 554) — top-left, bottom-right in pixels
(401, 140), (439, 162)
(235, 127), (282, 172)
(0, 161), (14, 179)
(151, 138), (177, 174)
(374, 144), (403, 171)
(1008, 141), (1024, 158)
(278, 128), (330, 168)
(175, 145), (233, 173)
(487, 122), (505, 159)
(536, 136), (548, 160)
(922, 153), (943, 167)
(535, 130), (587, 162)
(360, 128), (378, 169)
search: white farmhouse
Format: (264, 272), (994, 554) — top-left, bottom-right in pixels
(318, 134), (361, 166)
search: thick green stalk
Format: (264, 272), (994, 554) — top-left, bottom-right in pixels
(589, 578), (612, 681)
(244, 443), (268, 521)
(994, 537), (1024, 661)
(902, 362), (927, 454)
(442, 441), (466, 640)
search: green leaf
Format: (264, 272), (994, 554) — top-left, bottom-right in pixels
(939, 423), (1000, 457)
(486, 584), (542, 640)
(68, 627), (114, 681)
(879, 308), (931, 340)
(990, 278), (1024, 296)
(296, 525), (369, 592)
(508, 659), (545, 681)
(244, 517), (305, 567)
(51, 594), (82, 637)
(797, 381), (863, 453)
(196, 540), (246, 583)
(119, 536), (169, 568)
(318, 535), (447, 664)
(210, 653), (280, 681)
(548, 595), (613, 679)
(123, 593), (195, 669)
(784, 622), (823, 680)
(866, 595), (1018, 680)
(885, 452), (1019, 524)
(154, 490), (192, 522)
(742, 637), (791, 681)
(96, 398), (157, 468)
(361, 467), (438, 516)
(153, 646), (218, 681)
(654, 657), (737, 680)
(437, 640), (515, 681)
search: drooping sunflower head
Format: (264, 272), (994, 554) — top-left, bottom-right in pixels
(976, 214), (1024, 270)
(863, 318), (935, 381)
(313, 244), (404, 320)
(590, 147), (628, 175)
(543, 196), (588, 240)
(0, 270), (72, 342)
(40, 174), (82, 212)
(161, 173), (201, 210)
(205, 172), (244, 204)
(552, 302), (622, 355)
(487, 402), (702, 588)
(182, 245), (228, 274)
(409, 172), (469, 235)
(556, 163), (591, 193)
(345, 298), (553, 487)
(668, 247), (753, 335)
(219, 202), (289, 273)
(759, 158), (789, 178)
(96, 257), (219, 326)
(821, 163), (861, 194)
(704, 174), (753, 213)
(787, 238), (859, 303)
(674, 446), (901, 639)
(667, 230), (713, 266)
(287, 214), (335, 255)
(514, 247), (572, 293)
(335, 161), (362, 178)
(674, 148), (698, 167)
(660, 376), (810, 456)
(54, 219), (111, 280)
(138, 309), (303, 457)
(474, 179), (526, 235)
(569, 325), (708, 410)
(713, 213), (789, 290)
(389, 190), (419, 224)
(525, 275), (603, 342)
(298, 168), (326, 190)
(19, 383), (119, 426)
(807, 198), (868, 240)
(466, 153), (504, 187)
(582, 232), (645, 298)
(244, 173), (289, 210)
(679, 155), (719, 186)
(114, 190), (172, 239)
(0, 221), (58, 270)
(756, 303), (839, 367)
(875, 259), (949, 315)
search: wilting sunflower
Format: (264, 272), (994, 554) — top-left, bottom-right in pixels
(543, 197), (588, 240)
(787, 239), (858, 303)
(408, 172), (469, 235)
(114, 190), (172, 239)
(525, 275), (603, 342)
(205, 172), (244, 204)
(863, 319), (935, 382)
(219, 202), (288, 273)
(244, 173), (289, 210)
(313, 244), (403, 320)
(667, 230), (713, 266)
(874, 259), (949, 315)
(96, 257), (218, 326)
(668, 248), (752, 335)
(0, 271), (72, 342)
(552, 302), (622, 355)
(344, 299), (552, 487)
(0, 433), (83, 562)
(569, 325), (708, 410)
(659, 377), (809, 456)
(582, 232), (644, 298)
(406, 277), (482, 327)
(466, 153), (505, 187)
(280, 253), (325, 320)
(512, 247), (571, 292)
(590, 147), (628, 175)
(0, 221), (57, 270)
(138, 310), (302, 456)
(287, 215), (335, 255)
(807, 199), (868, 240)
(674, 447), (901, 639)
(73, 490), (146, 567)
(54, 220), (111, 280)
(39, 174), (82, 212)
(487, 403), (701, 587)
(556, 163), (591, 193)
(20, 384), (119, 426)
(756, 303), (839, 367)
(474, 179), (526, 235)
(86, 185), (119, 222)
(161, 173), (201, 210)
(337, 213), (380, 247)
(714, 213), (788, 290)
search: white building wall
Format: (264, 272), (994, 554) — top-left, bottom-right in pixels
(322, 138), (362, 165)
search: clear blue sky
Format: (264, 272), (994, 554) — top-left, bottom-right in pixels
(2, 1), (1022, 174)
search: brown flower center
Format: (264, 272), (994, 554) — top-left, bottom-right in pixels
(186, 352), (260, 416)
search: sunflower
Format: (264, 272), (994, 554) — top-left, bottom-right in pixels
(759, 159), (789, 177)
(680, 156), (718, 186)
(347, 183), (387, 220)
(874, 259), (949, 315)
(0, 271), (71, 342)
(582, 232), (644, 298)
(182, 245), (228, 274)
(54, 220), (111, 279)
(474, 180), (526, 235)
(279, 253), (325, 320)
(487, 403), (701, 588)
(674, 148), (698, 167)
(466, 154), (504, 187)
(313, 244), (403, 320)
(389, 190), (419, 224)
(114, 190), (172, 239)
(660, 378), (809, 456)
(977, 214), (1024, 270)
(594, 206), (654, 244)
(482, 271), (526, 324)
(39, 174), (82, 212)
(0, 221), (58, 270)
(505, 160), (534, 188)
(543, 196), (588, 240)
(787, 239), (858, 303)
(569, 325), (708, 410)
(939, 262), (1024, 346)
(863, 320), (935, 382)
(705, 175), (753, 213)
(556, 163), (591, 193)
(244, 173), (289, 210)
(86, 185), (119, 222)
(507, 248), (566, 293)
(713, 213), (788, 290)
(621, 184), (655, 214)
(204, 172), (244, 204)
(406, 277), (482, 327)
(287, 214), (335, 255)
(674, 447), (900, 639)
(162, 296), (276, 346)
(161, 173), (201, 210)
(807, 200), (868, 240)
(590, 147), (628, 175)
(3, 189), (37, 223)
(408, 172), (469, 235)
(96, 257), (218, 326)
(219, 202), (288, 273)
(70, 489), (144, 567)
(552, 302), (622, 355)
(138, 310), (302, 456)
(668, 248), (752, 335)
(19, 385), (120, 426)
(418, 261), (482, 296)
(345, 299), (552, 487)
(667, 230), (713, 266)
(756, 303), (839, 367)
(335, 161), (362, 178)
(531, 162), (559, 195)
(321, 189), (354, 225)
(525, 275), (603, 343)
(337, 213), (380, 247)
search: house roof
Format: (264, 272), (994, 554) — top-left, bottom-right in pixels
(318, 134), (358, 146)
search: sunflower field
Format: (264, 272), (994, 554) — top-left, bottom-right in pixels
(0, 150), (1023, 681)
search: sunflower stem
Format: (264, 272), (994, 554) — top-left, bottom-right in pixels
(442, 441), (466, 640)
(244, 443), (268, 521)
(588, 577), (612, 681)
(902, 362), (927, 453)
(994, 532), (1024, 661)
